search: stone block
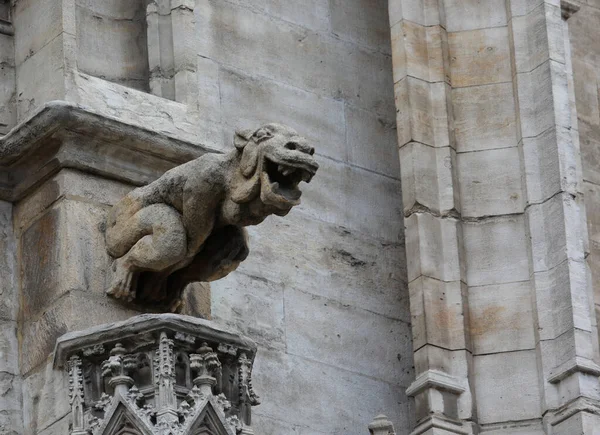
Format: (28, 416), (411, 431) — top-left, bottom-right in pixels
(236, 212), (409, 322)
(443, 0), (507, 32)
(397, 21), (447, 84)
(298, 157), (403, 242)
(346, 104), (400, 177)
(509, 0), (546, 17)
(252, 350), (411, 435)
(511, 3), (565, 74)
(532, 258), (592, 340)
(0, 321), (18, 375)
(448, 27), (511, 88)
(22, 361), (69, 435)
(285, 287), (413, 387)
(329, 0), (391, 53)
(13, 0), (64, 66)
(457, 147), (524, 217)
(16, 35), (66, 121)
(522, 127), (564, 204)
(552, 411), (600, 435)
(452, 82), (518, 152)
(220, 0), (330, 33)
(405, 213), (464, 283)
(218, 68), (347, 162)
(580, 121), (600, 185)
(196, 0), (395, 116)
(71, 73), (222, 152)
(0, 202), (17, 322)
(76, 1), (149, 89)
(516, 60), (570, 139)
(463, 215), (529, 286)
(21, 290), (140, 375)
(527, 192), (586, 273)
(409, 277), (468, 351)
(21, 200), (113, 319)
(393, 0), (443, 27)
(210, 271), (285, 352)
(574, 60), (600, 127)
(396, 77), (452, 148)
(390, 21), (407, 84)
(399, 142), (458, 215)
(474, 350), (541, 424)
(196, 56), (221, 123)
(468, 281), (535, 354)
(585, 181), (600, 249)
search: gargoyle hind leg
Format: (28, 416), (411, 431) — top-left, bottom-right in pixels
(107, 204), (187, 302)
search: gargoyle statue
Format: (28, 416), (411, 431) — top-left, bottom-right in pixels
(105, 124), (318, 311)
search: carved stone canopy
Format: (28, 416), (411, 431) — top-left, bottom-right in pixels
(54, 314), (260, 435)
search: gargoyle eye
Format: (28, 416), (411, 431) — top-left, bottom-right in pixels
(309, 147), (315, 156)
(254, 129), (273, 142)
(285, 142), (298, 151)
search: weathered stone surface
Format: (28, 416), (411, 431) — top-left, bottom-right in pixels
(218, 68), (346, 161)
(284, 287), (412, 387)
(462, 216), (529, 287)
(196, 0), (395, 117)
(468, 281), (535, 354)
(346, 104), (400, 177)
(409, 277), (468, 351)
(405, 213), (463, 283)
(234, 211), (409, 322)
(76, 0), (149, 90)
(452, 82), (518, 152)
(329, 0), (391, 53)
(211, 271), (285, 352)
(22, 361), (69, 435)
(474, 351), (541, 424)
(105, 123), (318, 310)
(252, 350), (412, 435)
(399, 142), (458, 215)
(448, 27), (512, 88)
(0, 201), (17, 322)
(443, 0), (507, 32)
(457, 147), (525, 217)
(298, 156), (402, 242)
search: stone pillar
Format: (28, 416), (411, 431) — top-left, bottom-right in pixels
(0, 103), (211, 434)
(390, 0), (600, 433)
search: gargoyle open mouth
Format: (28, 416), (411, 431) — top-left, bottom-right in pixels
(261, 157), (316, 207)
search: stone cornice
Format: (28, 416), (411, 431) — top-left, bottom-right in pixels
(53, 313), (257, 369)
(0, 101), (219, 201)
(406, 369), (466, 397)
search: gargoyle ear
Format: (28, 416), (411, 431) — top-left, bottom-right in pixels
(234, 129), (254, 150)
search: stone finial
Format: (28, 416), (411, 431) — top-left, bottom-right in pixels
(104, 123), (318, 311)
(368, 414), (396, 435)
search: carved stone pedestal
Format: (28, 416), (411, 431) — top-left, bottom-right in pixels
(53, 314), (260, 435)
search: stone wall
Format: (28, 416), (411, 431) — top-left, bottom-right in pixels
(194, 1), (413, 433)
(0, 1), (413, 434)
(570, 0), (600, 351)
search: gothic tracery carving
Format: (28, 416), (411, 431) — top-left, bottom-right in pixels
(58, 316), (258, 435)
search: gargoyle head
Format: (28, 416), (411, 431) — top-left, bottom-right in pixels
(231, 124), (319, 215)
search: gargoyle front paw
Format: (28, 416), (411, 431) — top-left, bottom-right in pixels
(107, 259), (136, 302)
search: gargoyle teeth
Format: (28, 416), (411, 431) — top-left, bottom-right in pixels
(301, 171), (312, 182)
(278, 165), (285, 173)
(282, 168), (295, 176)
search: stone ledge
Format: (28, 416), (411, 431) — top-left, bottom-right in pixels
(53, 313), (257, 369)
(0, 101), (218, 201)
(405, 369), (466, 397)
(547, 356), (600, 384)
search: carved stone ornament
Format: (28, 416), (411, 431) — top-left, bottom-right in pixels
(104, 123), (318, 311)
(54, 314), (260, 435)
